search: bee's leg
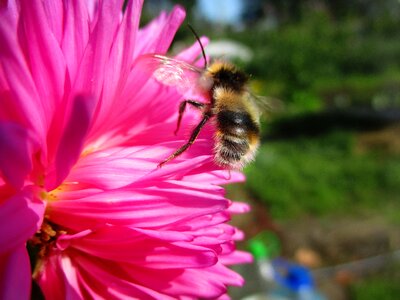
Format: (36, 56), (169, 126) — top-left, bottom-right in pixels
(175, 100), (205, 135)
(159, 114), (210, 167)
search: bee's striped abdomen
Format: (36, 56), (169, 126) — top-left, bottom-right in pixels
(214, 110), (260, 168)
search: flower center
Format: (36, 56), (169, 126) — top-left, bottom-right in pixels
(27, 219), (66, 278)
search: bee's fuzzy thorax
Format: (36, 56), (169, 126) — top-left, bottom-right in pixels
(206, 61), (248, 93)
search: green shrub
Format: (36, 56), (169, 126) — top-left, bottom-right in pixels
(245, 131), (400, 219)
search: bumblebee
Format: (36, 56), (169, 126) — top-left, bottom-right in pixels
(138, 29), (261, 169)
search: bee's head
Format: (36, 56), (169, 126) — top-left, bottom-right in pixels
(210, 63), (248, 92)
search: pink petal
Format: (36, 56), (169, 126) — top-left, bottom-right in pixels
(135, 154), (214, 183)
(0, 12), (46, 140)
(181, 169), (245, 185)
(61, 0), (90, 82)
(48, 187), (229, 230)
(19, 0), (66, 116)
(0, 186), (44, 254)
(69, 153), (155, 189)
(42, 0), (64, 43)
(0, 122), (37, 189)
(38, 255), (83, 300)
(46, 95), (96, 190)
(70, 0), (122, 98)
(75, 256), (176, 300)
(92, 0), (143, 134)
(68, 144), (227, 190)
(61, 226), (218, 269)
(228, 201), (251, 214)
(171, 211), (230, 232)
(0, 245), (31, 300)
(119, 264), (229, 299)
(175, 36), (209, 62)
(134, 5), (186, 56)
(220, 250), (253, 265)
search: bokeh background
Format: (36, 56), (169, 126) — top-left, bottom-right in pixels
(142, 1), (400, 299)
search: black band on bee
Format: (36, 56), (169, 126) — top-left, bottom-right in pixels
(217, 110), (259, 136)
(212, 68), (248, 92)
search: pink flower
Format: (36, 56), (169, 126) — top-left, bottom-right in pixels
(0, 0), (252, 299)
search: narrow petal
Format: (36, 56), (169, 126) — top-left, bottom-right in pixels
(38, 255), (83, 300)
(0, 122), (36, 188)
(220, 250), (253, 265)
(0, 11), (46, 139)
(175, 36), (209, 63)
(61, 226), (217, 269)
(75, 256), (176, 300)
(46, 95), (96, 190)
(0, 246), (31, 300)
(70, 0), (122, 98)
(48, 187), (229, 230)
(92, 0), (143, 135)
(228, 201), (251, 214)
(119, 264), (229, 299)
(19, 0), (66, 118)
(61, 0), (90, 82)
(135, 5), (186, 56)
(0, 186), (44, 254)
(69, 149), (154, 189)
(42, 0), (64, 43)
(183, 169), (245, 185)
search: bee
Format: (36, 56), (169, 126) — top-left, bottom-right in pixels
(137, 26), (261, 170)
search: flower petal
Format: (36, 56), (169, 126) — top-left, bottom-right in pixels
(46, 95), (96, 190)
(19, 0), (66, 117)
(69, 152), (154, 189)
(220, 250), (253, 266)
(61, 0), (90, 82)
(0, 245), (31, 300)
(92, 0), (144, 135)
(0, 186), (44, 254)
(75, 255), (176, 300)
(38, 255), (84, 300)
(0, 11), (46, 140)
(70, 0), (122, 98)
(135, 5), (186, 56)
(0, 122), (37, 189)
(48, 186), (229, 230)
(118, 263), (232, 299)
(61, 226), (218, 269)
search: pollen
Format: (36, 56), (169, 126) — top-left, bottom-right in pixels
(39, 190), (58, 202)
(27, 219), (66, 278)
(40, 183), (77, 203)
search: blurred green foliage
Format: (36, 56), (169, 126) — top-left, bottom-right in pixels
(206, 10), (400, 113)
(349, 264), (400, 300)
(245, 131), (400, 219)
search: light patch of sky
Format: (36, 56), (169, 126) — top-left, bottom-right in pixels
(197, 0), (244, 25)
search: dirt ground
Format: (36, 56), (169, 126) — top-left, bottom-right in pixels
(229, 199), (400, 300)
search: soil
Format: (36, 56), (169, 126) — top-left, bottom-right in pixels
(229, 198), (400, 300)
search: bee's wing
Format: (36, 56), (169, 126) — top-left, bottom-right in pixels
(247, 92), (284, 117)
(248, 92), (284, 117)
(135, 54), (204, 94)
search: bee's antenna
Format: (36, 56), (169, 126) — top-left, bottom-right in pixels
(187, 23), (208, 68)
